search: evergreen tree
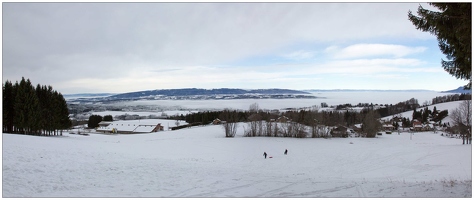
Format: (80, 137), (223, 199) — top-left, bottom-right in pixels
(88, 115), (103, 128)
(393, 121), (399, 130)
(422, 107), (430, 123)
(26, 80), (41, 135)
(412, 109), (417, 121)
(412, 109), (423, 121)
(408, 3), (472, 89)
(36, 85), (50, 135)
(103, 115), (114, 121)
(13, 79), (27, 133)
(3, 80), (15, 133)
(54, 91), (71, 135)
(14, 78), (40, 134)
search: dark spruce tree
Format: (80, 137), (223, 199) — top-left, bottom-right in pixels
(409, 3), (472, 89)
(88, 115), (103, 129)
(103, 115), (114, 121)
(3, 80), (15, 133)
(54, 91), (72, 135)
(36, 84), (51, 135)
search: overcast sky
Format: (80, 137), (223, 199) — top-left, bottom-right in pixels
(3, 2), (468, 94)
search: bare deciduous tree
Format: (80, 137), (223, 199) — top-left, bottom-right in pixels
(220, 110), (239, 138)
(264, 120), (273, 137)
(293, 122), (307, 138)
(246, 113), (263, 137)
(249, 103), (260, 113)
(451, 100), (472, 144)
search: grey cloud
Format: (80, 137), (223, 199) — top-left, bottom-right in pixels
(3, 2), (430, 93)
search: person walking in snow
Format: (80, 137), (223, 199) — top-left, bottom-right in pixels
(263, 152), (267, 159)
(284, 149), (288, 155)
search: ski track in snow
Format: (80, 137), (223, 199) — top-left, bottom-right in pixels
(2, 124), (472, 198)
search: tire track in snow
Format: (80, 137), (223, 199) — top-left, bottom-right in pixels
(288, 183), (358, 197)
(169, 177), (275, 197)
(356, 183), (367, 197)
(252, 178), (312, 197)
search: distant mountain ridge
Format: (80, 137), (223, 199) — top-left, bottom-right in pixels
(109, 88), (310, 99)
(441, 86), (472, 94)
(66, 88), (469, 104)
(304, 89), (434, 92)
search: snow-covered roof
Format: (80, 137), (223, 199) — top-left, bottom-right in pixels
(97, 119), (162, 133)
(134, 125), (157, 133)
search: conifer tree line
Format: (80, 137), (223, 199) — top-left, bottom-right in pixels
(3, 77), (71, 136)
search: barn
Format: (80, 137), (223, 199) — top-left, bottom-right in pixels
(96, 119), (164, 134)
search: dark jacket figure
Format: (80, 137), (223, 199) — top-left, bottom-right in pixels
(284, 149), (288, 155)
(263, 152), (267, 159)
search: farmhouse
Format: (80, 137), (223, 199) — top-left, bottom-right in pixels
(382, 124), (395, 131)
(97, 119), (164, 134)
(331, 126), (349, 138)
(277, 116), (290, 123)
(351, 124), (362, 133)
(212, 118), (225, 125)
(412, 120), (423, 131)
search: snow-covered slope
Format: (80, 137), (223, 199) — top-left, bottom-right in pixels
(382, 101), (465, 124)
(3, 124), (471, 198)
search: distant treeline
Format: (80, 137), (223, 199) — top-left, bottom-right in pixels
(335, 98), (420, 118)
(432, 93), (471, 104)
(175, 107), (379, 129)
(174, 107), (382, 138)
(178, 95), (463, 129)
(334, 94), (471, 119)
(3, 77), (71, 136)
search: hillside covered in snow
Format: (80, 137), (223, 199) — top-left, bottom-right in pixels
(3, 122), (471, 197)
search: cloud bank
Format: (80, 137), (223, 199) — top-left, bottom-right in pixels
(2, 3), (467, 93)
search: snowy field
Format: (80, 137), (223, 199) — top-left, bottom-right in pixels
(3, 125), (471, 198)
